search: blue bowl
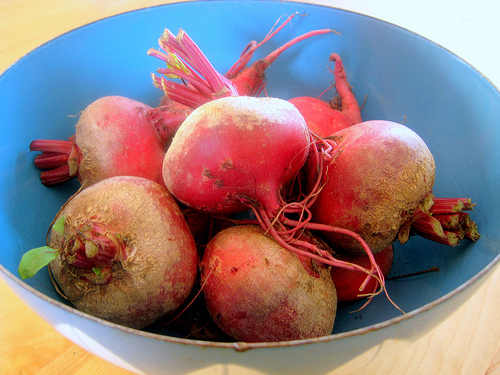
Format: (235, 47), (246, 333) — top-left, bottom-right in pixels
(1, 1), (499, 374)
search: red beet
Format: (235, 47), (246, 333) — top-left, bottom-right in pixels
(200, 225), (337, 342)
(308, 120), (436, 255)
(30, 96), (190, 187)
(289, 53), (362, 137)
(47, 176), (199, 329)
(162, 96), (311, 215)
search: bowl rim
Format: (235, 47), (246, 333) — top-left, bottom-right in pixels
(1, 0), (500, 352)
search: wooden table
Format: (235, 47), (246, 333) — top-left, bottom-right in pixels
(1, 1), (499, 374)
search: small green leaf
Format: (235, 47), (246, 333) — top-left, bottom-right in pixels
(92, 267), (101, 276)
(163, 51), (190, 79)
(52, 215), (65, 235)
(18, 246), (59, 280)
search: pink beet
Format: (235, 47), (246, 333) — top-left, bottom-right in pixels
(200, 225), (337, 342)
(30, 96), (190, 187)
(46, 176), (199, 329)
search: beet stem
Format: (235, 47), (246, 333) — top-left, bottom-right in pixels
(149, 29), (238, 108)
(30, 139), (74, 153)
(226, 12), (300, 77)
(430, 197), (475, 213)
(64, 220), (126, 271)
(328, 53), (362, 124)
(30, 138), (78, 185)
(264, 28), (338, 66)
(39, 165), (74, 185)
(412, 215), (446, 239)
(34, 153), (70, 169)
(411, 196), (480, 246)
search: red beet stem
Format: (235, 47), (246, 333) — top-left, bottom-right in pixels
(264, 29), (338, 66)
(225, 12), (301, 77)
(39, 165), (75, 185)
(33, 152), (71, 169)
(65, 220), (126, 270)
(430, 197), (475, 213)
(432, 213), (461, 230)
(30, 139), (74, 154)
(411, 215), (446, 239)
(30, 139), (78, 185)
(149, 29), (238, 108)
(328, 53), (362, 124)
(229, 28), (337, 97)
(410, 196), (480, 246)
(418, 229), (461, 247)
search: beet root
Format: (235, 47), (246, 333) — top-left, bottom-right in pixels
(162, 96), (311, 215)
(30, 96), (189, 187)
(200, 225), (337, 342)
(48, 176), (198, 329)
(308, 120), (436, 255)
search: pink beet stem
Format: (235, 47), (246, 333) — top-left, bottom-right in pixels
(30, 139), (76, 185)
(263, 28), (338, 66)
(240, 28), (338, 80)
(228, 28), (337, 97)
(176, 30), (234, 96)
(328, 53), (362, 124)
(430, 197), (475, 213)
(157, 66), (214, 98)
(30, 139), (73, 154)
(149, 29), (238, 108)
(226, 12), (301, 77)
(152, 74), (211, 108)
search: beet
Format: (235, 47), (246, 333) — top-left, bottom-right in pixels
(47, 176), (198, 329)
(200, 225), (337, 342)
(308, 120), (436, 255)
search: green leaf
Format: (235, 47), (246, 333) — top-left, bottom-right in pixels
(92, 267), (101, 276)
(163, 51), (190, 79)
(52, 215), (65, 235)
(18, 246), (59, 280)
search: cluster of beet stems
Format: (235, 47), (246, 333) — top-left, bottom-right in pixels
(405, 197), (480, 246)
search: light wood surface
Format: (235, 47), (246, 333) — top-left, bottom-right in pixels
(1, 1), (499, 374)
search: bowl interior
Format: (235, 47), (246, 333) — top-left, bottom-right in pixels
(1, 0), (499, 338)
